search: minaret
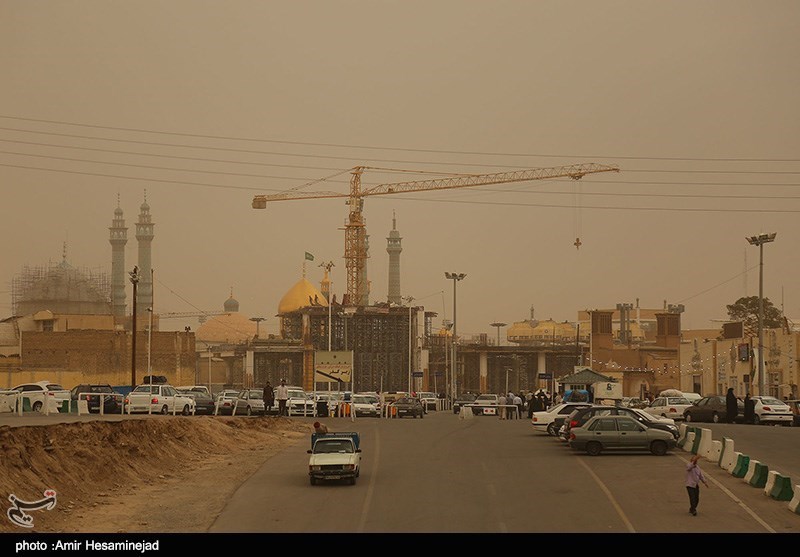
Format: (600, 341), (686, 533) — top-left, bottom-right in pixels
(109, 196), (128, 317)
(386, 211), (402, 304)
(135, 191), (155, 315)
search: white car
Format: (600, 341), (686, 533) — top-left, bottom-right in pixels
(125, 384), (196, 415)
(214, 389), (241, 415)
(416, 392), (438, 413)
(752, 396), (793, 426)
(351, 394), (380, 417)
(470, 393), (500, 416)
(287, 387), (316, 416)
(642, 396), (693, 421)
(531, 402), (593, 435)
(234, 389), (266, 416)
(12, 381), (70, 413)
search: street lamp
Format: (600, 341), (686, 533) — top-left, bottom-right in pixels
(320, 261), (335, 351)
(746, 232), (777, 396)
(445, 272), (466, 399)
(128, 266), (139, 389)
(250, 317), (266, 339)
(490, 322), (507, 347)
(403, 296), (415, 393)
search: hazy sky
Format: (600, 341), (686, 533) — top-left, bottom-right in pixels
(2, 1), (799, 339)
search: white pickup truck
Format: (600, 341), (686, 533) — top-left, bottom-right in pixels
(307, 432), (361, 485)
(124, 384), (196, 415)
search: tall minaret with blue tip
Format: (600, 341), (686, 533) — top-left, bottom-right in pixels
(386, 211), (402, 304)
(109, 195), (128, 317)
(135, 191), (155, 315)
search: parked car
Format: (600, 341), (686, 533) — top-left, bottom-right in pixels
(751, 396), (793, 426)
(561, 405), (679, 442)
(452, 392), (478, 414)
(683, 395), (744, 424)
(471, 393), (501, 416)
(351, 394), (380, 417)
(531, 402), (593, 435)
(416, 392), (438, 413)
(642, 396), (693, 421)
(287, 387), (316, 416)
(70, 384), (122, 414)
(568, 414), (677, 456)
(176, 385), (211, 397)
(620, 397), (646, 409)
(382, 391), (410, 405)
(787, 400), (800, 427)
(234, 389), (266, 416)
(125, 384), (195, 415)
(177, 389), (216, 415)
(12, 381), (70, 413)
(392, 397), (424, 418)
(141, 375), (168, 385)
(214, 389), (241, 415)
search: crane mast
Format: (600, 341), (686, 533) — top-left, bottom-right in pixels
(253, 162), (619, 306)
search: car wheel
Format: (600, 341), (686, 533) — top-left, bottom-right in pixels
(586, 442), (602, 456)
(650, 440), (668, 456)
(161, 405), (169, 415)
(181, 405), (190, 416)
(32, 401), (43, 413)
(753, 415), (760, 425)
(310, 477), (316, 486)
(246, 406), (252, 416)
(712, 412), (720, 423)
(547, 423), (558, 436)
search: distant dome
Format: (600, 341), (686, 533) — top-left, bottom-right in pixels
(507, 320), (536, 342)
(531, 319), (576, 339)
(278, 277), (328, 314)
(140, 200), (150, 211)
(223, 295), (239, 313)
(114, 206), (123, 216)
(196, 313), (256, 344)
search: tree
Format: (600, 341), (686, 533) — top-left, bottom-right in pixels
(726, 296), (783, 336)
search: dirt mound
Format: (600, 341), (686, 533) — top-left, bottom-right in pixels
(0, 416), (311, 533)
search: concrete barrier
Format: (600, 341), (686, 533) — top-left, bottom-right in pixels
(731, 454), (750, 478)
(719, 438), (736, 470)
(697, 428), (714, 459)
(683, 431), (696, 452)
(689, 427), (703, 454)
(787, 486), (800, 514)
(459, 405), (474, 420)
(708, 439), (722, 463)
(765, 471), (794, 501)
(745, 460), (769, 488)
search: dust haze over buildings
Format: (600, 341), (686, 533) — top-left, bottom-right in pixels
(1, 1), (799, 337)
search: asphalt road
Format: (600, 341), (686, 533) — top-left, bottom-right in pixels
(208, 412), (800, 534)
(3, 410), (799, 535)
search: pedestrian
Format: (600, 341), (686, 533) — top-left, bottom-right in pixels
(726, 387), (738, 423)
(526, 392), (535, 419)
(262, 381), (274, 415)
(513, 393), (523, 419)
(498, 393), (507, 420)
(685, 455), (710, 516)
(744, 393), (755, 424)
(275, 379), (289, 416)
(313, 421), (328, 434)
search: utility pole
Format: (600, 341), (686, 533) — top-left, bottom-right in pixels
(445, 272), (466, 399)
(747, 233), (777, 396)
(129, 266), (139, 389)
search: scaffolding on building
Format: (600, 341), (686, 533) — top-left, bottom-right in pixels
(12, 262), (111, 316)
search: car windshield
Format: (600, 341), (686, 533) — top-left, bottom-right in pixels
(314, 440), (354, 454)
(46, 384), (67, 391)
(288, 389), (306, 398)
(476, 395), (496, 402)
(90, 385), (114, 393)
(353, 396), (372, 404)
(133, 385), (159, 394)
(759, 397), (784, 405)
(666, 397), (691, 405)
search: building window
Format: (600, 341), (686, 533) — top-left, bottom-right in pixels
(42, 320), (54, 332)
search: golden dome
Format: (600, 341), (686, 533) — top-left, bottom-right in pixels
(196, 313), (256, 344)
(507, 320), (535, 341)
(531, 319), (576, 338)
(278, 277), (329, 314)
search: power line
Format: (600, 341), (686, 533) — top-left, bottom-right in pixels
(2, 114), (798, 162)
(677, 265), (759, 305)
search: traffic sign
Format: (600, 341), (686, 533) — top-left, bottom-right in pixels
(538, 373), (553, 380)
(412, 371), (424, 378)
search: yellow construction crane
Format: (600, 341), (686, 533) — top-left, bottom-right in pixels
(252, 163), (620, 306)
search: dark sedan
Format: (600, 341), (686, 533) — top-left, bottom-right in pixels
(683, 395), (745, 424)
(568, 415), (677, 456)
(452, 393), (477, 415)
(178, 390), (216, 415)
(393, 397), (424, 418)
(70, 384), (122, 414)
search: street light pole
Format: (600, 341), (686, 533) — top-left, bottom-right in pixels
(747, 232), (777, 396)
(128, 266), (139, 389)
(445, 272), (466, 399)
(320, 261), (335, 351)
(403, 296), (415, 393)
(490, 322), (507, 347)
(250, 317), (266, 339)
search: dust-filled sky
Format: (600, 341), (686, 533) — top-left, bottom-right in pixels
(2, 1), (799, 339)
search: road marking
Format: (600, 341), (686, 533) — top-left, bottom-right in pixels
(482, 462), (508, 532)
(676, 454), (775, 533)
(576, 457), (636, 533)
(357, 430), (379, 533)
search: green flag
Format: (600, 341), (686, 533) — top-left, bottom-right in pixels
(305, 252), (314, 261)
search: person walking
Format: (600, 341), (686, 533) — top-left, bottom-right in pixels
(275, 379), (289, 417)
(726, 387), (739, 423)
(498, 393), (507, 420)
(685, 454), (710, 516)
(262, 381), (274, 416)
(744, 393), (755, 424)
(513, 393), (523, 419)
